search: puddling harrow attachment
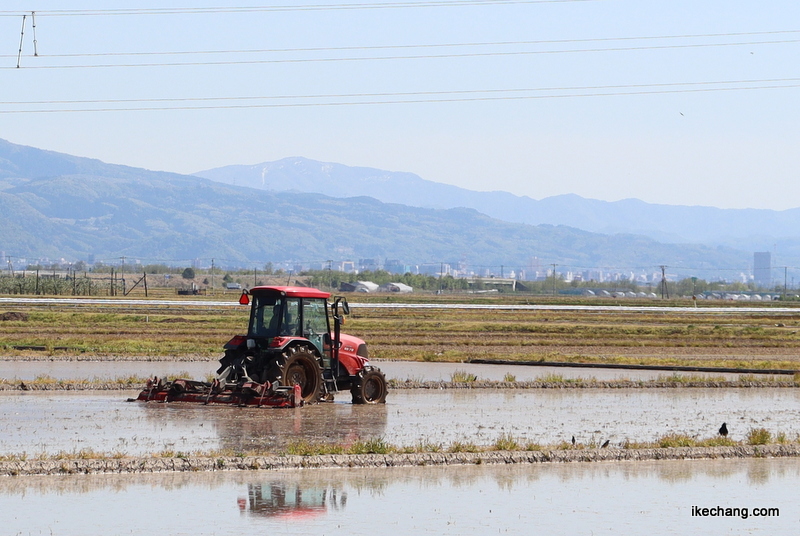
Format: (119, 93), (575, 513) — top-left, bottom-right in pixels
(137, 376), (304, 408)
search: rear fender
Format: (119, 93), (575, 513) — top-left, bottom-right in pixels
(268, 336), (319, 354)
(223, 335), (247, 350)
(224, 335), (315, 353)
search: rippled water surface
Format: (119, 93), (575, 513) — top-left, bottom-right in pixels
(3, 458), (798, 535)
(2, 388), (799, 456)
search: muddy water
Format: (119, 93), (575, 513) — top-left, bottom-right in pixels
(2, 458), (798, 535)
(0, 359), (768, 382)
(381, 361), (779, 382)
(2, 388), (799, 456)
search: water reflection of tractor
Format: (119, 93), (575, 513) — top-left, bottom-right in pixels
(136, 393), (388, 452)
(238, 482), (346, 520)
(137, 286), (387, 407)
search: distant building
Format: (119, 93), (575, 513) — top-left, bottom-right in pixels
(339, 261), (356, 273)
(754, 252), (771, 288)
(384, 259), (410, 275)
(340, 281), (379, 293)
(379, 282), (413, 293)
(419, 263), (450, 277)
(358, 259), (381, 272)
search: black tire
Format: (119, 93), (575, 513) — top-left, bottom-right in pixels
(277, 346), (323, 404)
(216, 349), (238, 376)
(351, 368), (387, 404)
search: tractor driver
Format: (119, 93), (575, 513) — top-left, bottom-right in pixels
(281, 298), (300, 336)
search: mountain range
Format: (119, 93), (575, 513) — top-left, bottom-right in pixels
(0, 137), (787, 278)
(196, 157), (800, 250)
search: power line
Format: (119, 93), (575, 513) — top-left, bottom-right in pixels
(0, 1), (600, 17)
(2, 76), (800, 106)
(6, 37), (800, 70)
(4, 28), (800, 60)
(2, 77), (799, 113)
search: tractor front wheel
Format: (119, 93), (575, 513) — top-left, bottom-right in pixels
(278, 346), (323, 404)
(351, 368), (387, 404)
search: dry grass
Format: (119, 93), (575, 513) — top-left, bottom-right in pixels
(747, 428), (772, 445)
(0, 429), (794, 463)
(1, 296), (800, 372)
(451, 370), (478, 382)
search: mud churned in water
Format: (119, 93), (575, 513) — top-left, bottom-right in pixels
(1, 379), (798, 391)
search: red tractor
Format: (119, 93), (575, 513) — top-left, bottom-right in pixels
(137, 286), (387, 406)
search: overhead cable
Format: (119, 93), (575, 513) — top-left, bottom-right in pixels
(0, 1), (601, 17)
(5, 37), (800, 70)
(4, 29), (800, 60)
(2, 76), (800, 106)
(1, 77), (799, 113)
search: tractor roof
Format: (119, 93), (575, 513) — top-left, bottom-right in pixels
(249, 286), (331, 299)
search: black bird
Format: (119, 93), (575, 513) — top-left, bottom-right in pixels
(571, 436), (576, 446)
(601, 440), (610, 448)
(719, 423), (729, 437)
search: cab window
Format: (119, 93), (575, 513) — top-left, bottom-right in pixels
(281, 298), (301, 336)
(302, 298), (329, 353)
(249, 295), (283, 337)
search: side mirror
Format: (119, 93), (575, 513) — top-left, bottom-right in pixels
(238, 291), (250, 305)
(340, 299), (350, 315)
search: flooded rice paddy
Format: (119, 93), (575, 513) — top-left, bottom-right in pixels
(2, 359), (799, 534)
(3, 458), (798, 535)
(1, 388), (799, 456)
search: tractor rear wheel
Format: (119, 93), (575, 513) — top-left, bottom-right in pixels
(278, 346), (323, 404)
(351, 368), (387, 404)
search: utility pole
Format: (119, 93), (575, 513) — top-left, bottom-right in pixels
(31, 11), (38, 56)
(16, 15), (25, 68)
(784, 266), (788, 299)
(552, 264), (558, 296)
(211, 259), (214, 293)
(659, 265), (669, 299)
(120, 256), (126, 295)
(254, 267), (257, 287)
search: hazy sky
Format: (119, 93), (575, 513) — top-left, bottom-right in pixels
(1, 1), (799, 210)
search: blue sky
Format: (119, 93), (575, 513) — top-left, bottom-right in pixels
(1, 1), (799, 210)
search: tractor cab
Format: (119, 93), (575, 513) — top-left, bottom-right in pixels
(247, 291), (330, 356)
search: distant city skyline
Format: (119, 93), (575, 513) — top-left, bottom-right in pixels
(0, 251), (773, 289)
(1, 1), (799, 210)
